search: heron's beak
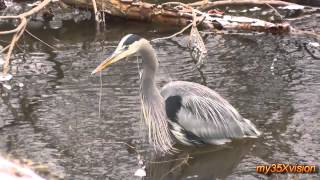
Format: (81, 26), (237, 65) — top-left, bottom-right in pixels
(91, 47), (137, 75)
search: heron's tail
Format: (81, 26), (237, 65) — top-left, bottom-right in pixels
(241, 119), (262, 138)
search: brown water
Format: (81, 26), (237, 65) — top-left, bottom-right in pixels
(0, 2), (320, 180)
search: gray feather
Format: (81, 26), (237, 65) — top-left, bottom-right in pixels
(161, 81), (261, 145)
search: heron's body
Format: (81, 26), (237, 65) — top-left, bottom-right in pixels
(161, 81), (260, 145)
(92, 34), (261, 153)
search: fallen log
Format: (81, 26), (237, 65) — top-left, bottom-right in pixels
(0, 0), (315, 78)
(62, 0), (192, 26)
(61, 0), (292, 32)
(189, 0), (297, 11)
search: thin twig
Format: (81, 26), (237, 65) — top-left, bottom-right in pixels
(151, 23), (193, 42)
(105, 141), (139, 154)
(25, 29), (58, 51)
(149, 156), (193, 164)
(264, 3), (283, 21)
(199, 30), (265, 36)
(20, 0), (52, 17)
(0, 45), (10, 54)
(160, 153), (190, 180)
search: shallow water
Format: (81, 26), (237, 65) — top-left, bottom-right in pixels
(1, 2), (320, 180)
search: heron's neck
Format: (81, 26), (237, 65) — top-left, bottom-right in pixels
(140, 44), (160, 96)
(138, 44), (174, 152)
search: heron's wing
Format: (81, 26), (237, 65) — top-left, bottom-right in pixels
(161, 81), (260, 145)
(177, 96), (244, 142)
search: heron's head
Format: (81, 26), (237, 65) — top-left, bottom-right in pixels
(92, 34), (148, 75)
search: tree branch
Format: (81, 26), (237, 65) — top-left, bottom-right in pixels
(0, 0), (53, 76)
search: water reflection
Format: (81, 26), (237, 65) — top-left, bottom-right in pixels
(149, 140), (254, 180)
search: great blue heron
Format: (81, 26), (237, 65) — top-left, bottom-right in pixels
(92, 34), (261, 153)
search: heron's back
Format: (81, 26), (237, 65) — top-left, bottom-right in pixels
(160, 81), (261, 145)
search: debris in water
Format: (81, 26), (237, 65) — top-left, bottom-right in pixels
(138, 159), (144, 166)
(4, 0), (13, 7)
(0, 73), (13, 82)
(261, 11), (269, 16)
(308, 42), (320, 48)
(49, 19), (63, 29)
(137, 154), (144, 166)
(249, 7), (261, 12)
(18, 82), (24, 88)
(134, 166), (146, 177)
(27, 1), (41, 7)
(228, 9), (237, 13)
(270, 58), (277, 75)
(2, 84), (12, 90)
(134, 154), (146, 177)
(305, 42), (320, 59)
(0, 57), (4, 66)
(279, 5), (304, 10)
(189, 15), (207, 65)
(186, 175), (199, 179)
